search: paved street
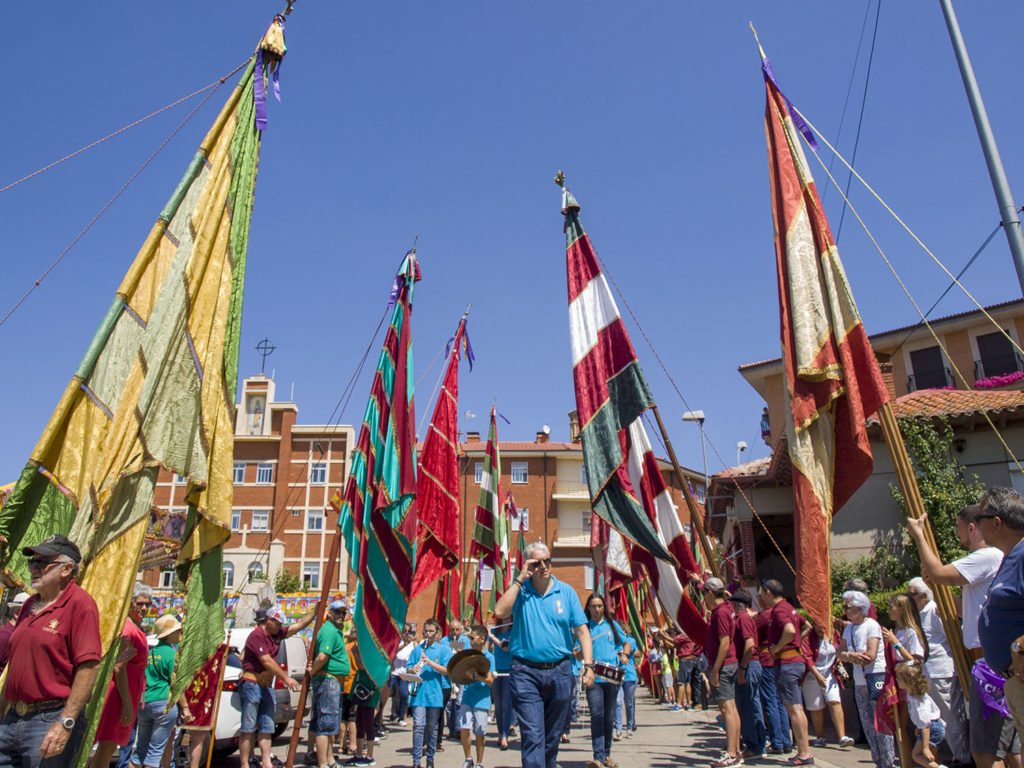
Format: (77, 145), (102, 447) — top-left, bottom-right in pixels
(239, 692), (879, 768)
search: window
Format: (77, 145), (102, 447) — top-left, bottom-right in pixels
(692, 483), (706, 504)
(310, 463), (327, 485)
(977, 331), (1019, 379)
(584, 562), (595, 590)
(230, 509), (241, 532)
(303, 563), (320, 590)
(233, 462), (246, 484)
(248, 562), (265, 580)
(307, 508), (324, 531)
(251, 510), (269, 531)
(173, 474), (187, 485)
(222, 562), (235, 589)
(256, 463), (274, 484)
(474, 463), (483, 484)
(291, 509), (302, 516)
(908, 346), (948, 390)
(480, 565), (494, 591)
(582, 509), (591, 535)
(160, 570), (175, 588)
(510, 507), (529, 532)
(580, 464), (588, 484)
(510, 462), (528, 484)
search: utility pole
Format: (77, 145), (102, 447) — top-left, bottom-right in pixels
(939, 0), (1024, 297)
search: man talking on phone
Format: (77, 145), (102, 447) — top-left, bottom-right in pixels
(494, 540), (594, 768)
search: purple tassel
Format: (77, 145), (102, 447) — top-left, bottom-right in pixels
(254, 48), (268, 131)
(973, 659), (1010, 720)
(273, 65), (282, 102)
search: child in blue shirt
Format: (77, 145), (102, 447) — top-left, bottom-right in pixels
(458, 624), (495, 768)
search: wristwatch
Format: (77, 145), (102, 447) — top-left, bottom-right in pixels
(583, 662), (595, 669)
(1013, 640), (1024, 655)
(60, 716), (75, 731)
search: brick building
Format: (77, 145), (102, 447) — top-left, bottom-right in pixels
(146, 374), (709, 624)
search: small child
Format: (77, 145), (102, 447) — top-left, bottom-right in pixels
(894, 661), (946, 768)
(349, 647), (380, 766)
(459, 624), (495, 768)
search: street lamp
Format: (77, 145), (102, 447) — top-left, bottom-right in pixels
(681, 410), (708, 561)
(737, 441), (748, 466)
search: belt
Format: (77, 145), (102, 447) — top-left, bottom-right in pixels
(778, 649), (803, 661)
(241, 670), (275, 686)
(12, 699), (65, 717)
(313, 673), (346, 683)
(680, 655), (697, 660)
(512, 655), (569, 670)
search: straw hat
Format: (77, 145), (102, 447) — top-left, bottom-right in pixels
(154, 614), (182, 639)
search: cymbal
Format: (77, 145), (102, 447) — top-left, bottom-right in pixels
(447, 649), (491, 685)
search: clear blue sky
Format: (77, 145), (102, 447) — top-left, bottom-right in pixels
(3, 2), (1024, 481)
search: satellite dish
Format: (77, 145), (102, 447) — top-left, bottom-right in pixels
(542, 424), (551, 435)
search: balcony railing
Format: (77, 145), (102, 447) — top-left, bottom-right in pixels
(907, 367), (953, 392)
(975, 352), (1024, 380)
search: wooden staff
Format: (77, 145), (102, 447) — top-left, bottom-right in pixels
(876, 401), (973, 695)
(285, 525), (344, 768)
(650, 405), (722, 579)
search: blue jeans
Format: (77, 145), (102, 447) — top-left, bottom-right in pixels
(116, 720), (137, 768)
(239, 680), (275, 735)
(411, 706), (441, 766)
(737, 660), (768, 752)
(562, 674), (581, 735)
(311, 676), (342, 735)
(613, 681), (636, 732)
(133, 700), (179, 768)
(758, 664), (792, 750)
(493, 675), (514, 738)
(390, 676), (409, 721)
(0, 709), (89, 768)
(511, 658), (571, 768)
(585, 682), (619, 762)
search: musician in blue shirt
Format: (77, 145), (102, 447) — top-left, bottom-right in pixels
(407, 620), (452, 768)
(494, 541), (593, 768)
(614, 635), (639, 739)
(488, 618), (514, 750)
(585, 594), (629, 768)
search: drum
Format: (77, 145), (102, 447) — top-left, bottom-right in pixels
(593, 661), (625, 685)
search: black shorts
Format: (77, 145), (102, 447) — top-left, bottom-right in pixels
(342, 692), (358, 723)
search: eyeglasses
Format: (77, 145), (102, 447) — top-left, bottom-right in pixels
(538, 558), (552, 566)
(27, 557), (60, 572)
(133, 601), (152, 608)
(973, 513), (998, 522)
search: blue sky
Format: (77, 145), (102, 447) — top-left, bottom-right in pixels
(3, 2), (1024, 481)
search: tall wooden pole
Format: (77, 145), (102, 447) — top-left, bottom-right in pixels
(202, 636), (232, 768)
(650, 405), (722, 579)
(876, 401), (972, 695)
(285, 524), (344, 768)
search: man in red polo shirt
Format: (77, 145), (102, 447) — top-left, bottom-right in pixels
(759, 578), (813, 766)
(703, 578), (741, 768)
(239, 606), (316, 768)
(0, 534), (101, 765)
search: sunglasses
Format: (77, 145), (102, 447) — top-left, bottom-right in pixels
(537, 558), (552, 566)
(27, 557), (61, 572)
(973, 513), (998, 522)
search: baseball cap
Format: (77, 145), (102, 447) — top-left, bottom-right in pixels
(728, 590), (752, 606)
(9, 592), (29, 606)
(254, 607), (269, 623)
(329, 599), (347, 612)
(22, 534), (82, 564)
(265, 607), (289, 625)
(702, 577), (729, 595)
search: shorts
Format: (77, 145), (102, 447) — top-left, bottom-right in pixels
(915, 717), (945, 747)
(713, 663), (738, 702)
(800, 671), (840, 711)
(678, 658), (698, 685)
(969, 675), (1020, 757)
(342, 691), (358, 723)
(775, 662), (805, 707)
(458, 704), (488, 736)
(662, 668), (674, 686)
(239, 680), (276, 735)
(311, 676), (342, 735)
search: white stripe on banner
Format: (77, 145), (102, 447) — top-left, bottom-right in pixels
(479, 470), (495, 495)
(568, 273), (621, 366)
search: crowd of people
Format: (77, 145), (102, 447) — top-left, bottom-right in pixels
(3, 486), (1024, 768)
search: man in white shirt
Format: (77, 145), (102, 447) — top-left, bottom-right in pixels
(908, 577), (969, 765)
(907, 505), (1018, 768)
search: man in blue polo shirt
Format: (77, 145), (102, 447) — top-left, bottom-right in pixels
(494, 541), (594, 768)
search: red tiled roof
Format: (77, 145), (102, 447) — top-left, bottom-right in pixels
(875, 388), (1024, 421)
(458, 441), (582, 452)
(715, 456), (772, 479)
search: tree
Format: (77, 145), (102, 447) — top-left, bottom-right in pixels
(274, 567), (303, 594)
(889, 415), (985, 569)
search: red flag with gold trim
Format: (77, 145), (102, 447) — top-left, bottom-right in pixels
(762, 49), (889, 631)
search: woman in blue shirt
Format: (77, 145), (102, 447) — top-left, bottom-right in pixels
(407, 619), (452, 768)
(585, 594), (628, 768)
(488, 617), (514, 750)
(614, 635), (639, 739)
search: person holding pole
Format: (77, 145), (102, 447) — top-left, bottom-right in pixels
(307, 600), (350, 768)
(703, 578), (742, 768)
(906, 504), (1018, 768)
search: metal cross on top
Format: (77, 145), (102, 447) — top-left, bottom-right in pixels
(255, 337), (276, 374)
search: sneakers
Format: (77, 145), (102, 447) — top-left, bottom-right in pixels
(787, 757), (814, 766)
(741, 749), (767, 760)
(462, 759), (474, 768)
(838, 737), (854, 748)
(812, 738), (826, 748)
(670, 704), (684, 712)
(710, 753), (744, 768)
(358, 758), (377, 767)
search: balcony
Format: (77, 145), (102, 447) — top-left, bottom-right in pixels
(975, 352), (1024, 380)
(551, 479), (590, 500)
(907, 367), (954, 392)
